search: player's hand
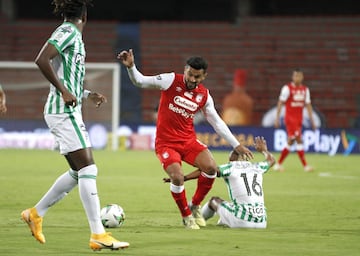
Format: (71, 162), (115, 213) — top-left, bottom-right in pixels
(62, 90), (77, 107)
(254, 136), (268, 152)
(89, 92), (107, 108)
(234, 144), (254, 160)
(163, 177), (171, 183)
(0, 102), (6, 114)
(117, 49), (135, 68)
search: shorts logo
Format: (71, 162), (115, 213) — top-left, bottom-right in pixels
(156, 75), (162, 80)
(162, 152), (169, 159)
(173, 96), (198, 111)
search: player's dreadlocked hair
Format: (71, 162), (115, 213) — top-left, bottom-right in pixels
(52, 0), (93, 19)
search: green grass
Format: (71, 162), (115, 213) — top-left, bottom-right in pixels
(0, 149), (359, 255)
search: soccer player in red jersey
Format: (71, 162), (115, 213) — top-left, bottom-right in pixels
(118, 49), (253, 229)
(274, 69), (316, 172)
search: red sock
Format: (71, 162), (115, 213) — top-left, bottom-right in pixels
(297, 150), (307, 166)
(192, 172), (216, 206)
(171, 190), (191, 217)
(278, 147), (290, 164)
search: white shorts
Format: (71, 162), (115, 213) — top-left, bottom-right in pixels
(217, 202), (267, 229)
(45, 112), (91, 155)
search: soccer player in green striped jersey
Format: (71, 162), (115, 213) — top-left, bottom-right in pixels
(20, 0), (129, 251)
(165, 136), (275, 228)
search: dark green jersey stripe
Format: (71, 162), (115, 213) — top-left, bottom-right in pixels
(68, 113), (86, 148)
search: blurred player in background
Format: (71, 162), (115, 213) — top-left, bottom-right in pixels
(274, 69), (316, 172)
(164, 136), (275, 228)
(20, 0), (129, 251)
(118, 49), (253, 229)
(0, 83), (7, 114)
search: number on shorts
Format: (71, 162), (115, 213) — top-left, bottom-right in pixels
(240, 173), (262, 196)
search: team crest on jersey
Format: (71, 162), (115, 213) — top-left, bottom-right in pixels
(162, 152), (169, 159)
(195, 94), (204, 103)
(174, 96), (198, 111)
(176, 86), (182, 92)
(184, 91), (193, 99)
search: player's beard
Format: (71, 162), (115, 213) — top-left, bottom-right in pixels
(185, 81), (197, 90)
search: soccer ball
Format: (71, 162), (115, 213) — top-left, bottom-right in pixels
(100, 204), (125, 228)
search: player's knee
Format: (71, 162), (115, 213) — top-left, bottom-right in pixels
(169, 172), (184, 185)
(209, 196), (222, 210)
(201, 163), (217, 176)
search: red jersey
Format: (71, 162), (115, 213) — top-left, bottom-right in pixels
(156, 74), (208, 145)
(280, 82), (311, 124)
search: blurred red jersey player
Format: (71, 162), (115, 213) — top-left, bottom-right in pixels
(274, 69), (316, 172)
(118, 49), (253, 229)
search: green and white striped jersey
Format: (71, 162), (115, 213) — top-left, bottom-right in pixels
(219, 160), (271, 222)
(44, 22), (86, 114)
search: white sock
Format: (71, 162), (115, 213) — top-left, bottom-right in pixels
(78, 164), (105, 234)
(201, 201), (215, 220)
(35, 169), (78, 217)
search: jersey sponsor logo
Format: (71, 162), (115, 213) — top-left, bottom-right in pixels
(290, 101), (305, 107)
(168, 103), (195, 119)
(245, 204), (265, 218)
(292, 90), (306, 101)
(173, 96), (198, 111)
(75, 53), (85, 65)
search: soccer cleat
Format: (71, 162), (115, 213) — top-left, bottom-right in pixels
(89, 232), (129, 251)
(273, 163), (285, 172)
(190, 205), (206, 227)
(21, 207), (46, 244)
(304, 165), (314, 172)
(183, 215), (200, 229)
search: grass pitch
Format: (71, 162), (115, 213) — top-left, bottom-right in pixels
(0, 149), (359, 255)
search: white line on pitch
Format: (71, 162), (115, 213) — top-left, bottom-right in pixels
(318, 172), (358, 180)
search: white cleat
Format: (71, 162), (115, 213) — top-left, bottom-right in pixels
(191, 205), (206, 227)
(273, 163), (285, 172)
(183, 215), (200, 230)
(304, 165), (314, 172)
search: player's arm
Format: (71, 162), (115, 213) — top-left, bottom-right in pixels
(35, 42), (77, 107)
(275, 85), (289, 128)
(117, 49), (175, 90)
(305, 88), (316, 130)
(0, 85), (7, 114)
(254, 136), (275, 167)
(203, 94), (254, 160)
